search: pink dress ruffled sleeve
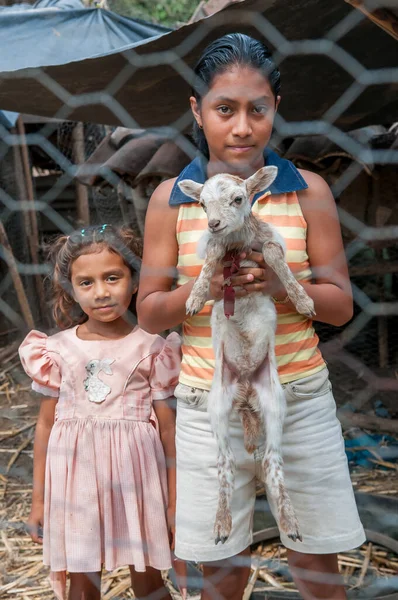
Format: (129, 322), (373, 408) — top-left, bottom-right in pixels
(150, 332), (181, 401)
(19, 330), (61, 397)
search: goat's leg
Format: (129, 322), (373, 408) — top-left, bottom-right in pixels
(261, 241), (315, 318)
(252, 349), (301, 542)
(234, 382), (261, 454)
(186, 241), (225, 316)
(208, 343), (237, 544)
(238, 406), (261, 454)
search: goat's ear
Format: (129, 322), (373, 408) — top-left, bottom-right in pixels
(177, 179), (204, 202)
(245, 166), (278, 196)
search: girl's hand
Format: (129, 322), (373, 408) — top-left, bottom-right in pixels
(208, 251), (286, 301)
(27, 502), (44, 544)
(167, 505), (176, 550)
(208, 258), (251, 301)
(239, 251), (286, 298)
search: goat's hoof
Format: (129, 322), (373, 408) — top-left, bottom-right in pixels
(215, 535), (229, 545)
(282, 519), (302, 543)
(186, 296), (206, 316)
(288, 531), (303, 543)
(280, 504), (302, 543)
(295, 295), (315, 318)
(214, 512), (232, 546)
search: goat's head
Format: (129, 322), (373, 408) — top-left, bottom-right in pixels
(178, 165), (278, 236)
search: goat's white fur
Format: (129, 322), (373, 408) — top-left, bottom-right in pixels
(178, 166), (315, 545)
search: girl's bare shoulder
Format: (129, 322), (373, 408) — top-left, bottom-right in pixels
(148, 177), (178, 210)
(297, 169), (332, 200)
(296, 169), (338, 221)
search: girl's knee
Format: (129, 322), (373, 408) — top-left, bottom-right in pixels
(128, 566), (171, 599)
(287, 550), (340, 572)
(202, 548), (251, 599)
(287, 551), (346, 599)
(69, 572), (101, 600)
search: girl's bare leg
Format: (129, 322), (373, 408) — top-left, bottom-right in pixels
(201, 547), (251, 600)
(129, 566), (173, 600)
(287, 550), (346, 599)
(68, 572), (101, 600)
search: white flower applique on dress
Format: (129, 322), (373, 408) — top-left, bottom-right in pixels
(84, 358), (114, 403)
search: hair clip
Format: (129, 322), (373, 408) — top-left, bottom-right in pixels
(81, 229), (85, 236)
(99, 224), (108, 233)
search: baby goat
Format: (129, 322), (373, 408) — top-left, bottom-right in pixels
(178, 166), (315, 545)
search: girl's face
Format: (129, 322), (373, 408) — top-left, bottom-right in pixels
(191, 65), (280, 174)
(70, 246), (136, 324)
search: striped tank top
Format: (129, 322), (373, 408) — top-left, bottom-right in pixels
(170, 151), (325, 390)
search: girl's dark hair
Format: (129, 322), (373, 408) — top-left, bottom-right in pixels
(47, 224), (142, 330)
(192, 33), (281, 158)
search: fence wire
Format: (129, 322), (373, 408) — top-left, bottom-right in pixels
(0, 0), (398, 598)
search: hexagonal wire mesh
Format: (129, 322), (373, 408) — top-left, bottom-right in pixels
(0, 0), (398, 598)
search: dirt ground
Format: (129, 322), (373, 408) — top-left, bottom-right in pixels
(1, 351), (397, 599)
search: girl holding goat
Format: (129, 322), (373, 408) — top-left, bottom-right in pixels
(138, 33), (365, 600)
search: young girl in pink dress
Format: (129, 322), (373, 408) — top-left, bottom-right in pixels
(19, 224), (182, 600)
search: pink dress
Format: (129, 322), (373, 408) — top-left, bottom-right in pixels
(19, 326), (181, 580)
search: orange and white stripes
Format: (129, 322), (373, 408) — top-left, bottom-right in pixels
(176, 191), (325, 389)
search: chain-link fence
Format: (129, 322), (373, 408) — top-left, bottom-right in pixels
(0, 0), (398, 598)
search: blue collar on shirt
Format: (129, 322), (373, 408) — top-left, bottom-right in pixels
(169, 148), (308, 206)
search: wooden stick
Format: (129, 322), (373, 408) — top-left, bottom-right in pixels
(349, 261), (398, 277)
(102, 577), (131, 599)
(117, 181), (132, 224)
(11, 126), (32, 252)
(356, 543), (372, 588)
(0, 360), (21, 378)
(0, 339), (20, 361)
(344, 0), (398, 41)
(0, 221), (34, 329)
(16, 118), (37, 239)
(243, 565), (260, 600)
(0, 449), (33, 454)
(258, 569), (284, 588)
(0, 560), (43, 592)
(0, 327), (18, 337)
(16, 117), (47, 323)
(1, 530), (15, 561)
(0, 422), (35, 443)
(369, 458), (398, 470)
(72, 123), (90, 227)
(337, 410), (398, 433)
(10, 125), (41, 328)
(1, 434), (34, 498)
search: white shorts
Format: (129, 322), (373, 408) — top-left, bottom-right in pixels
(175, 367), (365, 562)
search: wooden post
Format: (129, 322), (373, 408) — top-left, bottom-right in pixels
(72, 123), (90, 227)
(370, 174), (391, 369)
(15, 117), (47, 321)
(345, 0), (398, 41)
(0, 221), (35, 330)
(117, 181), (132, 225)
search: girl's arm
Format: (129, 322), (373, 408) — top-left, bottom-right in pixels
(137, 179), (194, 334)
(153, 398), (177, 547)
(296, 170), (353, 326)
(28, 397), (57, 543)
